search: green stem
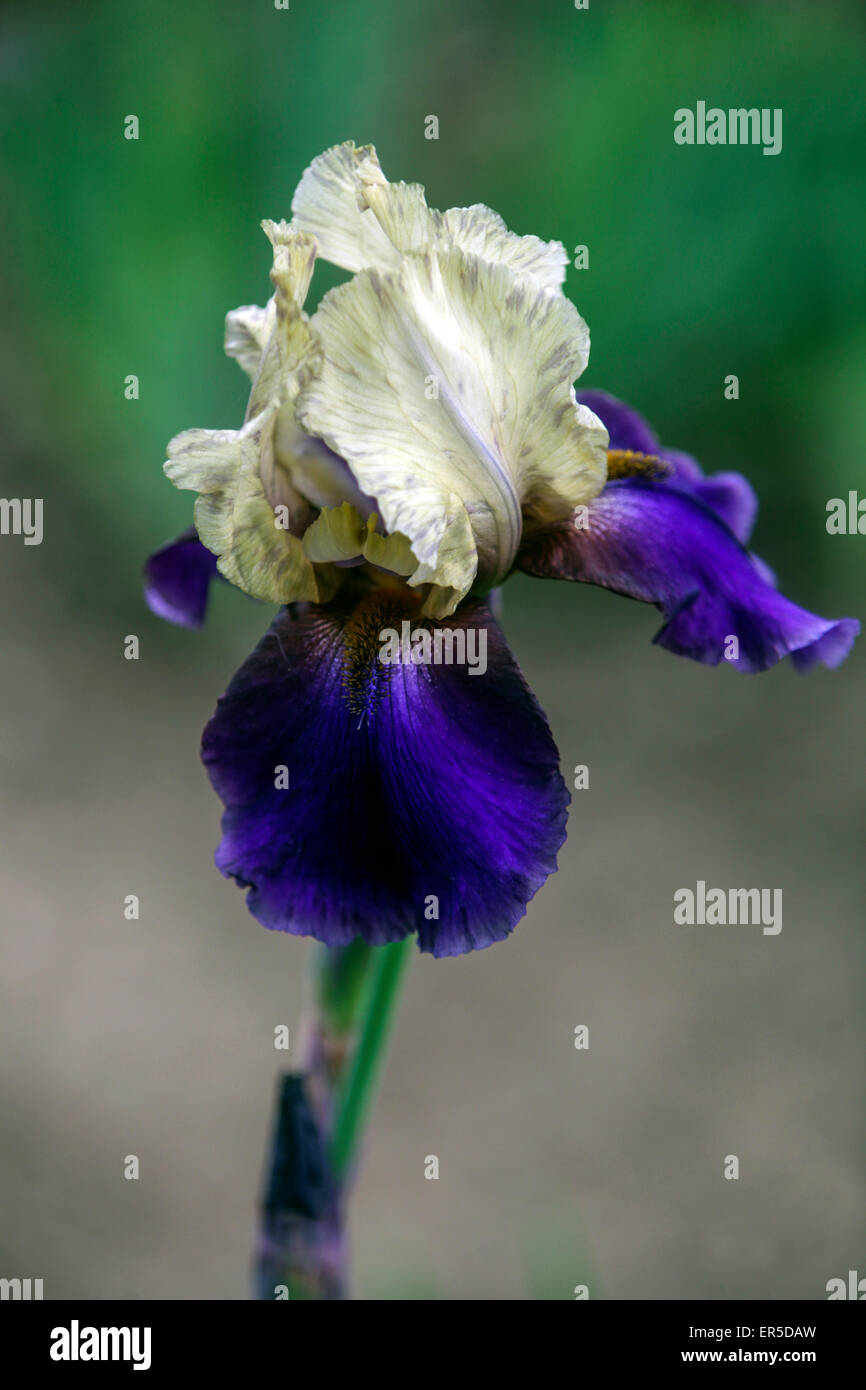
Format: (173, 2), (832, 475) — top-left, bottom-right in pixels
(314, 938), (374, 1037)
(329, 937), (413, 1180)
(302, 939), (375, 1103)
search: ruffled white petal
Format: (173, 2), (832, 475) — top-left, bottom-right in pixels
(224, 304), (274, 380)
(437, 204), (567, 291)
(163, 222), (339, 604)
(296, 245), (607, 613)
(290, 143), (399, 274)
(291, 141), (568, 292)
(163, 144), (605, 615)
(165, 412), (334, 604)
(245, 220), (317, 418)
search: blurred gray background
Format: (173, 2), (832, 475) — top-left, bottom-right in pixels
(1, 0), (864, 1298)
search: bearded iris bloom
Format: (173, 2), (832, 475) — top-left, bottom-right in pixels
(145, 142), (858, 958)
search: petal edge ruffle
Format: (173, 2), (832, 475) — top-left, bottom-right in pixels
(201, 589), (569, 955)
(519, 480), (858, 673)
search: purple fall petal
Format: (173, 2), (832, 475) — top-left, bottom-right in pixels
(201, 587), (569, 956)
(520, 479), (858, 673)
(144, 527), (219, 629)
(578, 389), (759, 545)
(578, 389), (659, 455)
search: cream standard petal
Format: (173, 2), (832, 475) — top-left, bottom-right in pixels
(224, 303), (274, 380)
(244, 222), (360, 521)
(165, 412), (334, 604)
(296, 247), (607, 613)
(291, 141), (568, 291)
(437, 204), (567, 292)
(245, 220), (317, 419)
(163, 223), (340, 603)
(290, 143), (398, 274)
(221, 226), (378, 532)
(223, 221), (315, 397)
(362, 182), (568, 292)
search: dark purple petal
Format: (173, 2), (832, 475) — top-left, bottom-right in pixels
(144, 528), (220, 629)
(578, 389), (659, 455)
(201, 588), (569, 957)
(520, 479), (858, 674)
(686, 472), (758, 545)
(578, 389), (758, 545)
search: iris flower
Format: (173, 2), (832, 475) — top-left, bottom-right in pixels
(145, 142), (858, 958)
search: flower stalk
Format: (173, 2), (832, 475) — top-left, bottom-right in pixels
(255, 935), (412, 1299)
(328, 936), (412, 1181)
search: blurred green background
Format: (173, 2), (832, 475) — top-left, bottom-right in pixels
(0, 0), (863, 1300)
